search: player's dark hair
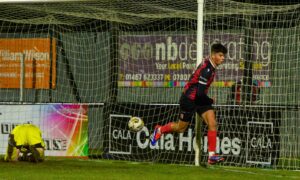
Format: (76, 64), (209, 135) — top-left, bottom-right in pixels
(211, 43), (227, 54)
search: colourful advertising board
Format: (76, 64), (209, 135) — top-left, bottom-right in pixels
(0, 104), (88, 157)
(118, 33), (271, 87)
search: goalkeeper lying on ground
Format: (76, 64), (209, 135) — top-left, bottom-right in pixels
(4, 124), (45, 162)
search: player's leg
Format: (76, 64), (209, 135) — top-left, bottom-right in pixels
(27, 130), (45, 162)
(150, 95), (195, 145)
(201, 109), (217, 155)
(150, 119), (190, 146)
(36, 147), (45, 162)
(200, 108), (224, 164)
(25, 125), (45, 162)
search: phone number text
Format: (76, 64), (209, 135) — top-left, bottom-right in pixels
(124, 74), (190, 81)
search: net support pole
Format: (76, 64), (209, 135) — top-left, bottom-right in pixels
(20, 54), (25, 103)
(195, 0), (204, 166)
(243, 16), (254, 104)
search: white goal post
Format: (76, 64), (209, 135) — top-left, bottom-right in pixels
(194, 0), (204, 167)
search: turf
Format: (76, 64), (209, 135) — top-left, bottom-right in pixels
(0, 157), (299, 180)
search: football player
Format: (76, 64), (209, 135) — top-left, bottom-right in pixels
(150, 43), (227, 165)
(4, 124), (45, 162)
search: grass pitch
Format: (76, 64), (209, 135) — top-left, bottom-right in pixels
(0, 157), (299, 180)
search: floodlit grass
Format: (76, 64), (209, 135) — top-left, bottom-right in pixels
(0, 157), (299, 180)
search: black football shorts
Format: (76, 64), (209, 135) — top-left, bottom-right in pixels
(179, 94), (214, 122)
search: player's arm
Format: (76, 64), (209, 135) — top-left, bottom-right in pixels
(4, 134), (20, 162)
(197, 68), (214, 105)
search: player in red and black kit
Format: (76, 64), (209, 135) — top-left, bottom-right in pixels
(150, 43), (227, 165)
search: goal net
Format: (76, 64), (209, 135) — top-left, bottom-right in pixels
(0, 0), (299, 170)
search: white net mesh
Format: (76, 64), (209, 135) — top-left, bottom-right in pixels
(0, 0), (299, 169)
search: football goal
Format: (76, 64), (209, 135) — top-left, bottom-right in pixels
(0, 0), (299, 170)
